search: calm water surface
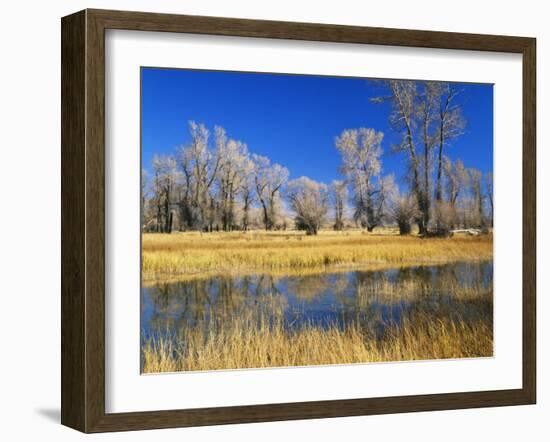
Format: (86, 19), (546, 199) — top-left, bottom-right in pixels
(141, 261), (493, 341)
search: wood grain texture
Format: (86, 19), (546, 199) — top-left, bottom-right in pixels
(85, 9), (107, 432)
(61, 8), (537, 433)
(89, 8), (532, 52)
(522, 38), (536, 403)
(61, 10), (86, 432)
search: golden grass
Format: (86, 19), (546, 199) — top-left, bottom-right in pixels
(142, 229), (493, 281)
(141, 307), (493, 373)
(141, 229), (493, 373)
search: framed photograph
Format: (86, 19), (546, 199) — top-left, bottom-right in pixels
(61, 9), (536, 433)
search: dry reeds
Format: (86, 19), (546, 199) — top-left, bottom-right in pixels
(142, 230), (493, 280)
(141, 305), (493, 373)
(140, 229), (493, 373)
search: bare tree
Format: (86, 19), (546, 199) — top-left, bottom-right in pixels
(330, 179), (348, 230)
(335, 128), (389, 231)
(286, 177), (329, 235)
(141, 169), (148, 231)
(372, 80), (466, 234)
(216, 128), (249, 231)
(417, 82), (440, 230)
(239, 157), (256, 231)
(484, 172), (493, 227)
(252, 154), (289, 230)
(443, 157), (467, 206)
(441, 157), (469, 228)
(372, 80), (430, 233)
(151, 155), (178, 233)
(468, 168), (484, 227)
(176, 144), (194, 230)
(151, 157), (163, 232)
(434, 84), (465, 203)
(176, 121), (222, 231)
(389, 191), (419, 235)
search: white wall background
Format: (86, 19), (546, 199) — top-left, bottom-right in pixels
(0, 0), (546, 440)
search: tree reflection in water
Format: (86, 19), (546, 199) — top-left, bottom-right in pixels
(141, 261), (493, 345)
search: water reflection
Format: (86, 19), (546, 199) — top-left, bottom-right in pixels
(141, 261), (493, 342)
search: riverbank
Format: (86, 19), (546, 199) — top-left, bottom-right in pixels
(142, 229), (493, 281)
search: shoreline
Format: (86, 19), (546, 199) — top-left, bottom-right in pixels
(142, 230), (493, 284)
(142, 256), (493, 286)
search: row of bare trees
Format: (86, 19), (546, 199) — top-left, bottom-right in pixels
(366, 80), (493, 235)
(143, 80), (493, 235)
(144, 121), (291, 233)
(366, 80), (469, 234)
(330, 119), (492, 235)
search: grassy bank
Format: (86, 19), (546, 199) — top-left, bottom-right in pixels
(142, 229), (493, 281)
(141, 307), (493, 373)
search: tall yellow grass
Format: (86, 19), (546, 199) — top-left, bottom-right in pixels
(142, 309), (493, 373)
(141, 229), (493, 373)
(142, 230), (493, 281)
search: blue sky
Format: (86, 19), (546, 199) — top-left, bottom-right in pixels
(141, 68), (493, 188)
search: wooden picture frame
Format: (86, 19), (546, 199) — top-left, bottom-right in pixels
(61, 8), (536, 433)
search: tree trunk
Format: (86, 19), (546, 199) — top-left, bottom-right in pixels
(435, 133), (444, 202)
(268, 198), (276, 230)
(156, 201), (162, 233)
(306, 225), (318, 235)
(478, 191), (484, 228)
(260, 201), (269, 230)
(398, 220), (412, 235)
(168, 211), (173, 233)
(242, 204), (249, 231)
(423, 142), (430, 230)
(417, 218), (426, 236)
(406, 128), (425, 235)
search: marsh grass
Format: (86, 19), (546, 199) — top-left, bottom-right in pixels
(141, 230), (493, 373)
(141, 306), (493, 373)
(141, 275), (493, 373)
(142, 230), (493, 281)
